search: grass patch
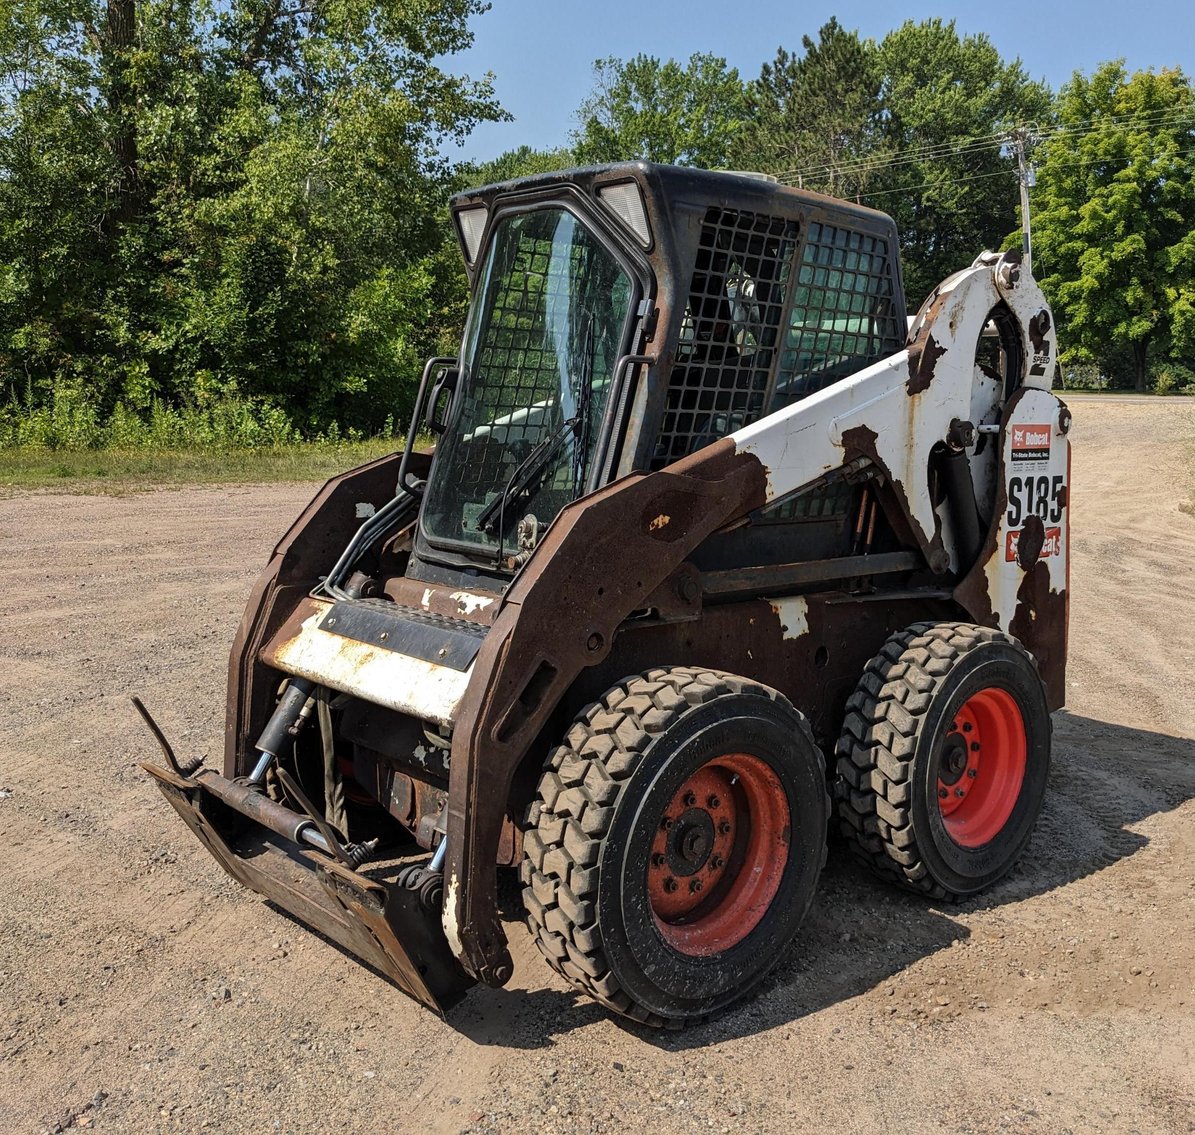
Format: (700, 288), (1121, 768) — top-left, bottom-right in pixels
(0, 439), (404, 494)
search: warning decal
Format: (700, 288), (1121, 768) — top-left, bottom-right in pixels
(1011, 423), (1051, 462)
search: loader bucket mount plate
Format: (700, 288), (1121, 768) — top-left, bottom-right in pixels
(144, 762), (473, 1014)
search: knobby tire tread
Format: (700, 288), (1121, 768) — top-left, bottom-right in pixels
(834, 620), (1037, 900)
(521, 666), (827, 1028)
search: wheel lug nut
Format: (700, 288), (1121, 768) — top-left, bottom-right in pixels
(651, 852), (666, 866)
(663, 877), (678, 893)
(707, 794), (720, 809)
(967, 768), (978, 778)
(938, 787), (948, 798)
(718, 820), (732, 834)
(955, 788), (966, 797)
(689, 879), (703, 893)
(683, 791), (696, 807)
(963, 722), (973, 733)
(710, 855), (724, 869)
(970, 741), (981, 752)
(661, 816), (673, 830)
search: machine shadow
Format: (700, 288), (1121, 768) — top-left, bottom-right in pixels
(278, 709), (1192, 1048)
(644, 709), (1195, 1050)
(454, 709), (1194, 1049)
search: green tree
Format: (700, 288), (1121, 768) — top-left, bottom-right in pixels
(735, 19), (885, 199)
(1031, 62), (1195, 390)
(463, 144), (576, 187)
(0, 0), (504, 434)
(572, 53), (747, 168)
(873, 20), (1053, 304)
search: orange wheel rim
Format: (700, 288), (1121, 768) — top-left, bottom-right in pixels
(646, 753), (790, 957)
(936, 687), (1027, 848)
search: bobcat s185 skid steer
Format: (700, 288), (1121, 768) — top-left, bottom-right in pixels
(140, 163), (1069, 1027)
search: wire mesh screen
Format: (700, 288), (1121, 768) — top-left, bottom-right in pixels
(651, 209), (797, 469)
(422, 208), (632, 549)
(771, 222), (903, 410)
(456, 218), (617, 500)
(761, 222), (902, 523)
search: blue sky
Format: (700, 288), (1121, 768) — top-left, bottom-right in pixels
(444, 0), (1194, 163)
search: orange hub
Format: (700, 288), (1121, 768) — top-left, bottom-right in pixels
(646, 753), (790, 957)
(936, 687), (1027, 848)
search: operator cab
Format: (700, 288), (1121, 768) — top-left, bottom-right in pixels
(405, 163), (908, 587)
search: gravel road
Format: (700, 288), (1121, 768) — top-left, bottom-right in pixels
(1, 398), (1193, 1135)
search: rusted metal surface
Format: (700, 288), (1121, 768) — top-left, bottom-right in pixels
(193, 767), (314, 845)
(839, 424), (949, 573)
(564, 592), (958, 752)
(224, 450), (429, 778)
(906, 332), (947, 395)
(262, 597), (473, 728)
(953, 385), (1070, 708)
(381, 575), (501, 624)
(701, 551), (922, 597)
(442, 439), (768, 984)
(437, 252), (1068, 983)
(151, 165), (1071, 1010)
(144, 760), (471, 1012)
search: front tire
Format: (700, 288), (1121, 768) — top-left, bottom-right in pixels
(521, 667), (828, 1027)
(836, 622), (1051, 899)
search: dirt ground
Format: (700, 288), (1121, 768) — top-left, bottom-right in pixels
(1, 397), (1193, 1135)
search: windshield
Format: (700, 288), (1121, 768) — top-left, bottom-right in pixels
(423, 207), (635, 555)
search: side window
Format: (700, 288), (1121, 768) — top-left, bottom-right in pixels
(762, 222), (904, 524)
(772, 222), (902, 410)
(652, 209), (796, 469)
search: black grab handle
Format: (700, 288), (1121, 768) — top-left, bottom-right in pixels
(398, 355), (457, 497)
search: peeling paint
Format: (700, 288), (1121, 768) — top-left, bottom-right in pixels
(267, 605), (472, 727)
(450, 590), (495, 616)
(442, 873), (465, 961)
(648, 513), (671, 532)
(771, 595), (810, 640)
(954, 384), (1069, 707)
(906, 332), (947, 395)
(420, 588), (433, 610)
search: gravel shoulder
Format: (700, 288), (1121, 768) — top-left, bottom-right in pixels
(1, 399), (1193, 1135)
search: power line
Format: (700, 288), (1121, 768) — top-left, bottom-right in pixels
(773, 132), (1007, 182)
(777, 109), (1194, 185)
(774, 105), (1195, 186)
(772, 126), (1011, 176)
(850, 143), (1195, 201)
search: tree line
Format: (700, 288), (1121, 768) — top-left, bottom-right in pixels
(2, 9), (1191, 449)
(556, 21), (1195, 395)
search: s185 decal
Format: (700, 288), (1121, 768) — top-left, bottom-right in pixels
(1006, 474), (1064, 527)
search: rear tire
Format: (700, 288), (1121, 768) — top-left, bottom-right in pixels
(521, 667), (828, 1027)
(836, 622), (1051, 899)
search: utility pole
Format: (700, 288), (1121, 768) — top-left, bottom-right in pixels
(1009, 127), (1036, 272)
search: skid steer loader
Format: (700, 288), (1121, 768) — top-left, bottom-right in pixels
(140, 163), (1070, 1027)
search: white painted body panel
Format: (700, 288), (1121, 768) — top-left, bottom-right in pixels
(268, 602), (473, 727)
(728, 254), (1058, 572)
(771, 595), (811, 639)
(982, 387), (1070, 629)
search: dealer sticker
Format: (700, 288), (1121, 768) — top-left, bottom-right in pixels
(1005, 526), (1062, 562)
(1010, 423), (1051, 462)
